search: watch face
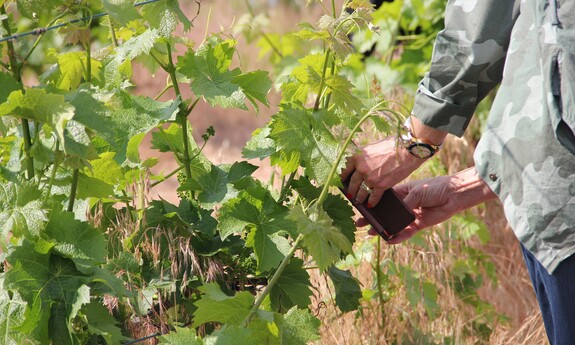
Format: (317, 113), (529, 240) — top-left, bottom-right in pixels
(408, 143), (435, 158)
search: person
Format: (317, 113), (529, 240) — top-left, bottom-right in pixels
(341, 0), (575, 344)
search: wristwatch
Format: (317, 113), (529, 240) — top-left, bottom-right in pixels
(399, 118), (442, 159)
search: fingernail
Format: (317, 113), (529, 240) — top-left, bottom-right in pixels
(367, 202), (373, 208)
(346, 193), (353, 199)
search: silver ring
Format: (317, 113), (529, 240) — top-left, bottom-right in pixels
(360, 181), (372, 193)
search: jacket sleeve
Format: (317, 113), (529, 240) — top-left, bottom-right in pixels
(412, 0), (520, 137)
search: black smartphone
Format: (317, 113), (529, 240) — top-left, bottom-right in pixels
(341, 177), (415, 241)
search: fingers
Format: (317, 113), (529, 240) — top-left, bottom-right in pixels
(340, 156), (356, 182)
(366, 188), (384, 209)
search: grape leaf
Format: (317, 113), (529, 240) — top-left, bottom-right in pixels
(218, 186), (296, 272)
(281, 307), (321, 345)
(84, 152), (126, 191)
(0, 182), (47, 241)
(15, 0), (67, 23)
(203, 323), (278, 345)
(269, 106), (341, 184)
(192, 283), (254, 328)
(0, 88), (74, 145)
(0, 277), (28, 345)
(292, 177), (356, 243)
(178, 37), (271, 111)
(107, 91), (180, 162)
(242, 127), (276, 160)
(44, 208), (107, 274)
(102, 0), (141, 26)
(64, 86), (115, 144)
(246, 230), (291, 274)
(105, 29), (160, 87)
(82, 301), (128, 345)
(288, 205), (352, 271)
(269, 258), (312, 312)
(327, 265), (362, 312)
(0, 72), (22, 104)
(142, 0), (192, 36)
(324, 74), (364, 114)
(227, 161), (259, 182)
(55, 52), (103, 90)
(280, 54), (325, 104)
(158, 326), (203, 345)
(4, 243), (89, 339)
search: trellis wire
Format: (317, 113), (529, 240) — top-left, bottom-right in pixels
(0, 0), (161, 43)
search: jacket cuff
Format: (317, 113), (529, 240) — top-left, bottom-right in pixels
(411, 85), (477, 137)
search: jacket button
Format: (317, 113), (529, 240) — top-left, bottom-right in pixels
(489, 173), (498, 181)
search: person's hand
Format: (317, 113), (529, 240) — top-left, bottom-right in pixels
(340, 137), (424, 207)
(356, 167), (498, 244)
(340, 116), (448, 207)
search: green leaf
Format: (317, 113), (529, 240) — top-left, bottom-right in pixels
(142, 0), (192, 36)
(0, 182), (47, 241)
(44, 208), (107, 274)
(108, 91), (180, 162)
(232, 70), (272, 110)
(55, 52), (102, 90)
(227, 161), (259, 183)
(293, 177), (357, 243)
(203, 323), (277, 345)
(324, 74), (364, 114)
(158, 327), (203, 345)
(127, 132), (146, 164)
(246, 231), (291, 274)
(4, 243), (89, 339)
(103, 0), (141, 26)
(0, 72), (22, 104)
(422, 281), (439, 319)
(191, 164), (231, 206)
(281, 307), (321, 345)
(82, 301), (127, 345)
(83, 152), (125, 192)
(242, 127), (276, 160)
(77, 172), (115, 199)
(151, 123), (185, 153)
(64, 86), (115, 144)
(327, 266), (362, 312)
(105, 29), (160, 87)
(269, 106), (341, 184)
(280, 54), (325, 104)
(218, 186), (296, 271)
(178, 37), (271, 111)
(0, 88), (74, 145)
(0, 277), (28, 345)
(270, 258), (312, 312)
(192, 283), (254, 327)
(288, 205), (352, 271)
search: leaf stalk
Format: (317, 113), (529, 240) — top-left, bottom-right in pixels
(242, 234), (304, 327)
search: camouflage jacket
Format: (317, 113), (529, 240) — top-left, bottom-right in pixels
(411, 0), (575, 273)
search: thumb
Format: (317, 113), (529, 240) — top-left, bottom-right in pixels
(400, 185), (422, 210)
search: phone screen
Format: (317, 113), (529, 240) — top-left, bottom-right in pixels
(340, 177), (415, 241)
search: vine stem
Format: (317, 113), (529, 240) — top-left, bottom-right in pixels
(164, 42), (193, 181)
(242, 234), (304, 327)
(1, 5), (34, 179)
(67, 169), (79, 212)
